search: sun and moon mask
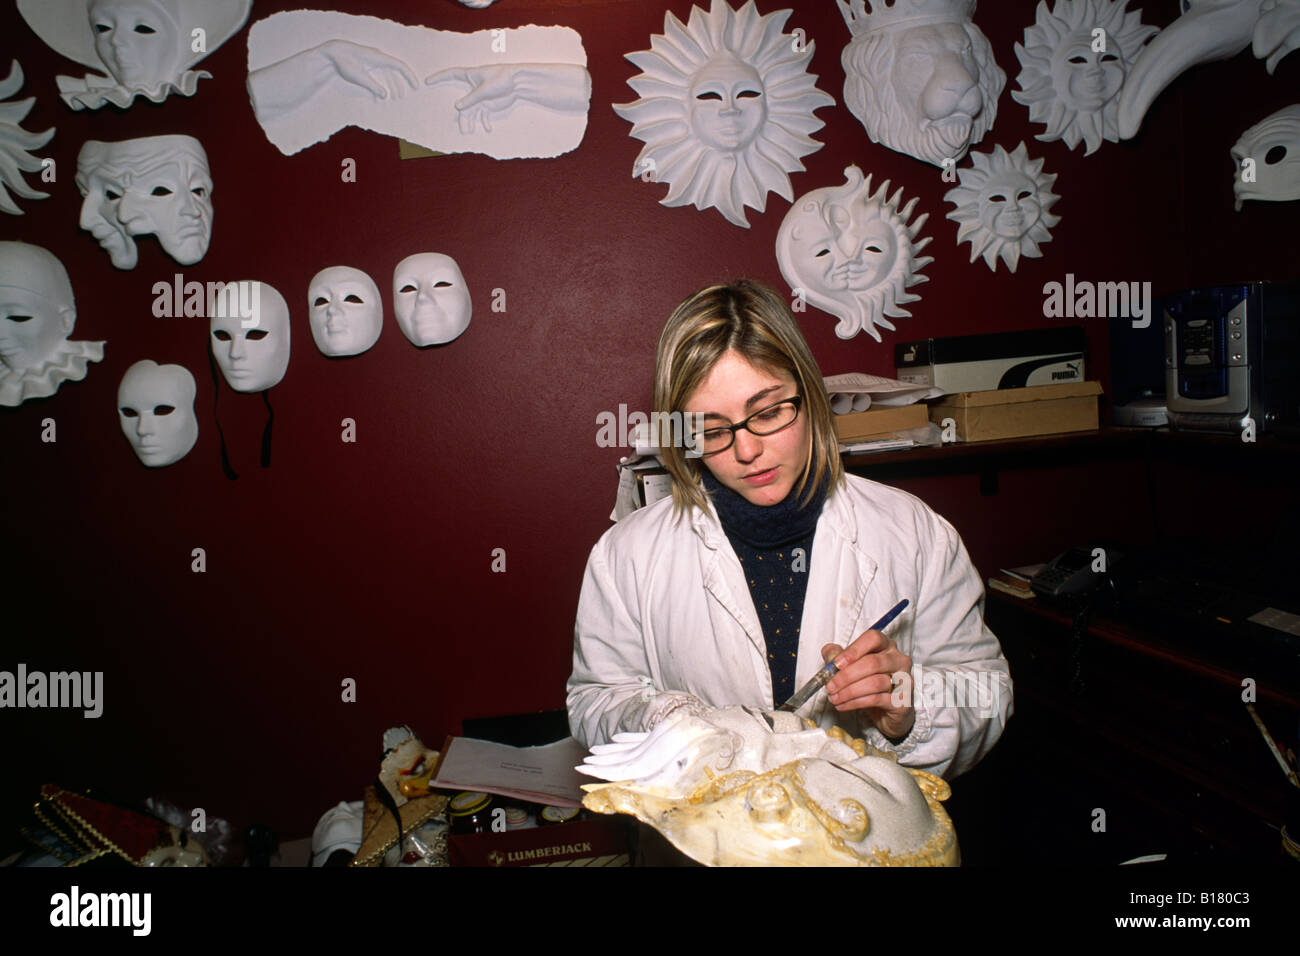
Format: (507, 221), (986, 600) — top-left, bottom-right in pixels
(1012, 0), (1157, 156)
(945, 142), (1062, 273)
(776, 166), (933, 342)
(614, 0), (834, 228)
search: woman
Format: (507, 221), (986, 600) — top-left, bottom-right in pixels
(567, 280), (1011, 780)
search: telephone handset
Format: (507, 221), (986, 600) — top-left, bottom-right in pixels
(1030, 546), (1122, 600)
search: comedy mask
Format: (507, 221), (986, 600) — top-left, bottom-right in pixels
(614, 0), (834, 227)
(945, 142), (1061, 273)
(579, 706), (957, 866)
(1012, 0), (1157, 155)
(77, 135), (213, 269)
(393, 254), (472, 347)
(17, 0), (252, 110)
(0, 242), (105, 407)
(838, 0), (1006, 168)
(210, 282), (291, 392)
(776, 166), (933, 342)
(1231, 103), (1300, 210)
(308, 266), (383, 357)
(0, 62), (55, 216)
(117, 359), (198, 467)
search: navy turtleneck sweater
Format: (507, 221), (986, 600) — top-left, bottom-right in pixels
(700, 469), (828, 708)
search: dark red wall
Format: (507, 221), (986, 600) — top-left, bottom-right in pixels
(2, 0), (1295, 839)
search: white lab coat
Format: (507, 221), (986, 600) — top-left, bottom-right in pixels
(566, 473), (1013, 780)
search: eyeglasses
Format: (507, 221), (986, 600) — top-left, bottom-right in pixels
(692, 395), (803, 456)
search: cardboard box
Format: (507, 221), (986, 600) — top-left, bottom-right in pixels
(448, 816), (631, 867)
(895, 327), (1086, 393)
(927, 381), (1103, 442)
(834, 404), (930, 443)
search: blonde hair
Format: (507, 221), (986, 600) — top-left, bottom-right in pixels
(652, 279), (843, 515)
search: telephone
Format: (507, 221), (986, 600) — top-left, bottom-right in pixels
(1030, 546), (1123, 600)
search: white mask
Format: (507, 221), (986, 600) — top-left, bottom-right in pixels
(117, 136), (213, 266)
(117, 359), (198, 467)
(839, 1), (1005, 167)
(1117, 0), (1267, 140)
(0, 61), (54, 217)
(76, 141), (138, 270)
(308, 266), (383, 357)
(1231, 104), (1300, 211)
(1011, 0), (1157, 156)
(945, 142), (1061, 273)
(1254, 0), (1300, 74)
(776, 166), (933, 341)
(17, 0), (253, 110)
(0, 242), (105, 408)
(210, 282), (291, 392)
(613, 0), (833, 228)
(393, 254), (472, 347)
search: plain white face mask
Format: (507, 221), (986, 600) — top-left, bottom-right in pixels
(393, 253), (472, 347)
(308, 266), (383, 357)
(118, 359), (198, 467)
(210, 281), (290, 392)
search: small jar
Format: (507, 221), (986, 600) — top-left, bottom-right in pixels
(537, 805), (581, 826)
(447, 792), (494, 835)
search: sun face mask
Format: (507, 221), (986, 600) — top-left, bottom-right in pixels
(210, 282), (290, 392)
(117, 359), (198, 467)
(945, 142), (1061, 272)
(1012, 0), (1157, 155)
(776, 166), (933, 341)
(0, 62), (55, 217)
(1231, 103), (1300, 210)
(614, 0), (834, 228)
(17, 0), (252, 110)
(308, 266), (383, 357)
(838, 0), (1006, 168)
(0, 242), (105, 407)
(392, 254), (472, 347)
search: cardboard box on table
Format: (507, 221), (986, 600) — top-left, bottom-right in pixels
(927, 381), (1103, 442)
(448, 815), (631, 867)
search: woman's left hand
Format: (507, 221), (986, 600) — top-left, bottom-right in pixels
(821, 629), (915, 741)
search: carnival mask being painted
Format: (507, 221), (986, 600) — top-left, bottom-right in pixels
(117, 359), (198, 467)
(1231, 103), (1300, 210)
(1012, 0), (1157, 155)
(0, 242), (105, 407)
(945, 142), (1061, 272)
(838, 0), (1005, 168)
(76, 135), (213, 269)
(614, 0), (834, 227)
(776, 166), (933, 342)
(17, 0), (252, 110)
(393, 254), (472, 347)
(578, 706), (958, 866)
(308, 266), (383, 357)
(210, 282), (291, 392)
